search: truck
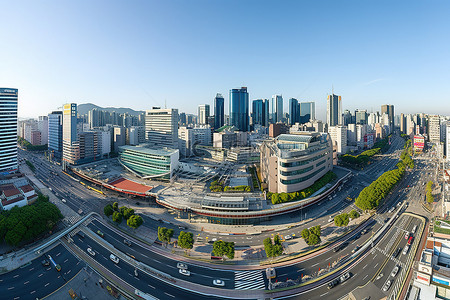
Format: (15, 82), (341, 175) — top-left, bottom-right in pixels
(48, 254), (61, 272)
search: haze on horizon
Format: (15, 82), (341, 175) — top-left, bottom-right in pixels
(1, 0), (449, 119)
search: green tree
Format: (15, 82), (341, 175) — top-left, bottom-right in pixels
(112, 211), (123, 223)
(123, 208), (135, 219)
(427, 190), (434, 203)
(212, 240), (235, 260)
(310, 225), (321, 237)
(307, 234), (321, 246)
(127, 215), (143, 229)
(112, 202), (119, 211)
(301, 228), (310, 240)
(178, 231), (194, 253)
(263, 237), (273, 258)
(103, 204), (114, 217)
(349, 210), (360, 219)
(158, 226), (174, 246)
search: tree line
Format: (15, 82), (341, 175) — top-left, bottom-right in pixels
(104, 202), (143, 229)
(0, 194), (63, 246)
(341, 135), (391, 167)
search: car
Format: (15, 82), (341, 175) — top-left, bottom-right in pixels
(392, 247), (401, 258)
(49, 187), (52, 191)
(391, 265), (400, 277)
(403, 245), (410, 255)
(178, 225), (187, 230)
(55, 264), (61, 272)
(405, 232), (410, 239)
(361, 229), (368, 235)
(87, 247), (95, 256)
(211, 238), (217, 242)
(382, 279), (392, 292)
(333, 242), (348, 252)
(412, 225), (418, 234)
(327, 278), (339, 289)
(97, 230), (104, 238)
(285, 235), (293, 240)
(352, 245), (361, 253)
(213, 279), (225, 286)
(41, 259), (50, 267)
(61, 199), (66, 203)
(123, 239), (132, 246)
(110, 254), (119, 264)
(353, 233), (361, 240)
(179, 268), (191, 276)
(340, 272), (351, 283)
(177, 262), (188, 269)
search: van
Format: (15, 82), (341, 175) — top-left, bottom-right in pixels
(412, 225), (417, 234)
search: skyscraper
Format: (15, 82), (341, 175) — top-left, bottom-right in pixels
(252, 99), (269, 127)
(198, 104), (210, 125)
(272, 95), (283, 123)
(229, 87), (249, 131)
(214, 93), (225, 129)
(381, 104), (394, 133)
(48, 111), (63, 160)
(289, 98), (299, 125)
(355, 110), (368, 125)
(400, 113), (406, 134)
(62, 103), (79, 166)
(428, 115), (440, 143)
(299, 102), (315, 124)
(0, 88), (18, 173)
(145, 107), (179, 148)
(446, 124), (450, 162)
(327, 94), (342, 126)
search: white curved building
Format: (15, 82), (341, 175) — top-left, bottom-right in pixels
(260, 132), (333, 193)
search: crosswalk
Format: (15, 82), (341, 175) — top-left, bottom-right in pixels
(67, 215), (81, 225)
(234, 270), (266, 290)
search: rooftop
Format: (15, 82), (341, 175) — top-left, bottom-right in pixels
(109, 177), (152, 194)
(20, 184), (34, 193)
(119, 144), (178, 156)
(1, 195), (25, 207)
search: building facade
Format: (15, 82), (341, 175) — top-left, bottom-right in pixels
(62, 103), (79, 166)
(289, 98), (299, 125)
(300, 102), (315, 124)
(328, 125), (348, 154)
(145, 107), (179, 149)
(214, 93), (224, 129)
(252, 99), (269, 127)
(229, 87), (249, 131)
(198, 104), (210, 125)
(381, 104), (394, 133)
(118, 144), (179, 180)
(327, 94), (342, 127)
(0, 88), (18, 174)
(272, 94), (283, 123)
(428, 115), (441, 143)
(260, 132), (333, 193)
(48, 111), (63, 160)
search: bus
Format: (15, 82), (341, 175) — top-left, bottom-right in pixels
(48, 255), (61, 272)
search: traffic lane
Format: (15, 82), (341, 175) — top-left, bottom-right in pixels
(277, 217), (410, 299)
(0, 243), (82, 299)
(274, 220), (382, 280)
(72, 235), (235, 300)
(86, 220), (237, 288)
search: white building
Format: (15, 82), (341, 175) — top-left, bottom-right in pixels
(37, 116), (48, 145)
(178, 126), (195, 157)
(99, 130), (111, 157)
(328, 125), (347, 154)
(446, 124), (450, 162)
(145, 107), (179, 149)
(127, 126), (145, 145)
(429, 115), (441, 143)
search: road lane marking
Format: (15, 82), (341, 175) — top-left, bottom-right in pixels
(311, 262), (319, 267)
(13, 275), (19, 278)
(148, 284), (155, 289)
(363, 275), (368, 280)
(29, 268), (34, 271)
(24, 281), (29, 285)
(320, 292), (328, 297)
(38, 273), (43, 277)
(164, 292), (175, 298)
(363, 264), (367, 269)
(374, 263), (379, 269)
(45, 283), (50, 287)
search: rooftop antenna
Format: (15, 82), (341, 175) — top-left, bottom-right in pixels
(165, 99), (167, 109)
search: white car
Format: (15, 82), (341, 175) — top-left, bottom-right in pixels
(285, 235), (292, 240)
(213, 279), (225, 286)
(382, 279), (392, 292)
(403, 245), (410, 255)
(110, 254), (119, 264)
(61, 199), (66, 203)
(179, 269), (191, 276)
(87, 247), (95, 256)
(177, 262), (188, 269)
(391, 265), (399, 277)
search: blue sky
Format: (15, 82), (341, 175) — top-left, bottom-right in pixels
(1, 0), (449, 120)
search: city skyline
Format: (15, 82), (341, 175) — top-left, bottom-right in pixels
(1, 1), (449, 119)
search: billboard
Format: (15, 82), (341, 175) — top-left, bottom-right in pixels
(414, 135), (425, 151)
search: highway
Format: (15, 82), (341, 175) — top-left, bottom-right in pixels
(0, 243), (83, 300)
(71, 232), (244, 300)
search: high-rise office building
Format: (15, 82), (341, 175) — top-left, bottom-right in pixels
(381, 104), (394, 133)
(272, 95), (283, 123)
(300, 102), (315, 124)
(62, 103), (79, 166)
(48, 111), (63, 160)
(145, 107), (179, 148)
(0, 88), (18, 173)
(355, 110), (368, 125)
(327, 94), (342, 126)
(214, 93), (225, 129)
(252, 99), (269, 127)
(446, 124), (450, 162)
(198, 104), (210, 125)
(229, 87), (249, 131)
(428, 115), (441, 143)
(400, 113), (406, 134)
(289, 98), (299, 125)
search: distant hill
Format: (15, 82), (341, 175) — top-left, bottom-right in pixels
(77, 103), (145, 116)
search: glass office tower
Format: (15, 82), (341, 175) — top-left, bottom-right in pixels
(229, 87), (249, 131)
